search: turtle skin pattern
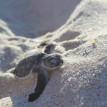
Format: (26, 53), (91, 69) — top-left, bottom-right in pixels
(13, 43), (63, 102)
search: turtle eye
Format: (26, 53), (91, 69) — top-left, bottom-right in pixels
(48, 58), (58, 66)
(42, 54), (63, 69)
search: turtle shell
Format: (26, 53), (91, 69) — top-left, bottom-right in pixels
(14, 53), (45, 78)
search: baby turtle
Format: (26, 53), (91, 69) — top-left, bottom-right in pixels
(13, 43), (63, 102)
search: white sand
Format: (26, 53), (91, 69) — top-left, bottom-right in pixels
(0, 0), (107, 107)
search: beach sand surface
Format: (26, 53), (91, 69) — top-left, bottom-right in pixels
(0, 0), (107, 107)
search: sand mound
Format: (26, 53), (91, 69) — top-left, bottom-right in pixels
(0, 0), (81, 37)
(0, 0), (107, 107)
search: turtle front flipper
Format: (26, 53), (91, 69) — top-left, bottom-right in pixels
(28, 70), (50, 102)
(13, 55), (38, 78)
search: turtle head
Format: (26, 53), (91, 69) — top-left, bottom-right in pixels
(41, 54), (63, 70)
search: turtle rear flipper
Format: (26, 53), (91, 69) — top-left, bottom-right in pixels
(44, 44), (56, 54)
(28, 70), (50, 102)
(38, 42), (56, 54)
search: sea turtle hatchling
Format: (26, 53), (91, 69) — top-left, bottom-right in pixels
(13, 43), (64, 102)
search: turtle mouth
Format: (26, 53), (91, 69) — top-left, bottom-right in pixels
(42, 54), (63, 70)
